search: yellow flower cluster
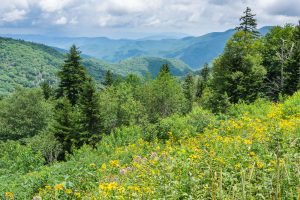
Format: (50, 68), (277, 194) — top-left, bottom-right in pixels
(5, 192), (14, 200)
(37, 101), (300, 199)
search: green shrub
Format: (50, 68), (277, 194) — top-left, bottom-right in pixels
(282, 90), (300, 116)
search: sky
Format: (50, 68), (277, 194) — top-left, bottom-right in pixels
(0, 0), (299, 38)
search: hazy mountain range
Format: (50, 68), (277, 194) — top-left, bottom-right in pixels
(0, 26), (272, 70)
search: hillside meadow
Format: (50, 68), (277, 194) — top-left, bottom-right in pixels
(1, 91), (300, 199)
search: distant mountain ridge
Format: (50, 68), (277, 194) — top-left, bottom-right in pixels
(0, 37), (191, 95)
(1, 26), (272, 69)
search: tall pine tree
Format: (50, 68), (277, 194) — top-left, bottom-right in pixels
(79, 77), (102, 146)
(183, 73), (195, 113)
(57, 45), (87, 105)
(52, 97), (80, 156)
(103, 70), (114, 87)
(236, 7), (259, 37)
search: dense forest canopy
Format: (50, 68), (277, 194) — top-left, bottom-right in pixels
(0, 7), (299, 200)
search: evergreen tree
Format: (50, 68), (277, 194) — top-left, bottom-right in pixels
(196, 64), (211, 98)
(57, 45), (87, 105)
(125, 74), (141, 87)
(196, 78), (205, 98)
(200, 63), (210, 83)
(40, 81), (53, 100)
(236, 7), (259, 36)
(159, 63), (170, 76)
(52, 98), (80, 155)
(183, 73), (195, 113)
(212, 31), (266, 104)
(103, 70), (114, 87)
(79, 77), (102, 146)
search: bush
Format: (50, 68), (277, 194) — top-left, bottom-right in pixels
(0, 141), (44, 175)
(186, 106), (216, 133)
(25, 131), (63, 164)
(282, 90), (300, 116)
(0, 88), (52, 140)
(227, 98), (273, 118)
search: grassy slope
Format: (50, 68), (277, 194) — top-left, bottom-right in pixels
(1, 91), (299, 199)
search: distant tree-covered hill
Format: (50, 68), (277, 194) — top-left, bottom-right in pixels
(2, 27), (272, 69)
(0, 37), (191, 95)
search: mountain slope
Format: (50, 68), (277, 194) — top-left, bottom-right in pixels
(0, 37), (64, 95)
(82, 56), (192, 82)
(0, 37), (191, 95)
(2, 27), (272, 69)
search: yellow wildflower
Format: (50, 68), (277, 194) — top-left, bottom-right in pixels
(65, 189), (72, 195)
(109, 160), (120, 167)
(244, 139), (252, 145)
(45, 185), (52, 190)
(100, 163), (107, 171)
(235, 163), (241, 170)
(249, 151), (256, 157)
(5, 192), (14, 199)
(89, 163), (96, 168)
(74, 192), (81, 198)
(107, 182), (118, 191)
(54, 183), (64, 191)
(256, 161), (264, 169)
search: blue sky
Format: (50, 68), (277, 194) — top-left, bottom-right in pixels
(0, 0), (299, 38)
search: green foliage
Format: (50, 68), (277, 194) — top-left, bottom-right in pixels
(156, 106), (216, 141)
(212, 31), (266, 105)
(282, 90), (300, 116)
(78, 77), (102, 146)
(25, 131), (63, 164)
(236, 7), (259, 36)
(103, 70), (114, 86)
(57, 45), (88, 105)
(137, 67), (186, 122)
(0, 140), (44, 175)
(51, 97), (80, 154)
(99, 83), (147, 132)
(199, 88), (231, 113)
(84, 56), (192, 80)
(262, 25), (296, 98)
(0, 88), (52, 140)
(40, 81), (55, 100)
(183, 73), (195, 113)
(0, 37), (63, 95)
(227, 98), (273, 118)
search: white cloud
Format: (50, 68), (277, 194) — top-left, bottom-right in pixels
(0, 0), (299, 36)
(1, 9), (26, 22)
(54, 16), (68, 25)
(39, 0), (72, 12)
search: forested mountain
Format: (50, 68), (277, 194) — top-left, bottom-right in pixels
(0, 37), (191, 95)
(1, 27), (271, 69)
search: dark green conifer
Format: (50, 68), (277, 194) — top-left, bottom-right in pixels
(40, 81), (53, 100)
(103, 70), (114, 87)
(52, 97), (79, 155)
(236, 7), (260, 36)
(79, 77), (102, 146)
(183, 73), (195, 113)
(57, 45), (87, 105)
(159, 63), (170, 76)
